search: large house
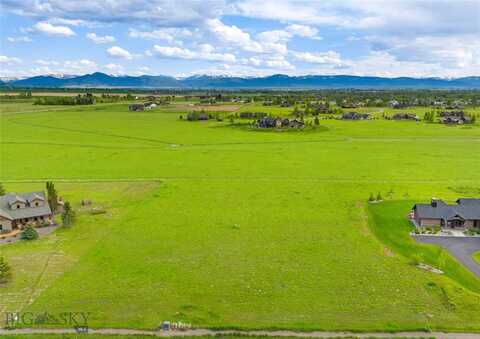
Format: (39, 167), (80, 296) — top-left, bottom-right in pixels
(0, 192), (54, 233)
(412, 198), (480, 229)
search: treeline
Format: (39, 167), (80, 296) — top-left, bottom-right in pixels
(33, 93), (135, 105)
(34, 94), (95, 105)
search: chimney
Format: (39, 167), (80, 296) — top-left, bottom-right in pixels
(431, 198), (438, 207)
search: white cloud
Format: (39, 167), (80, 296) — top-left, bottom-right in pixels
(241, 55), (294, 70)
(107, 46), (134, 60)
(33, 21), (76, 36)
(206, 18), (287, 54)
(152, 44), (236, 63)
(286, 24), (320, 39)
(48, 18), (94, 27)
(0, 55), (22, 64)
(35, 59), (60, 66)
(128, 28), (198, 44)
(129, 29), (174, 42)
(64, 59), (97, 70)
(294, 51), (347, 67)
(1, 0), (224, 26)
(7, 36), (32, 43)
(86, 33), (115, 44)
(105, 63), (125, 75)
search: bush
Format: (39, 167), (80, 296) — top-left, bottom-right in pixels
(0, 257), (12, 284)
(21, 224), (39, 241)
(62, 201), (76, 227)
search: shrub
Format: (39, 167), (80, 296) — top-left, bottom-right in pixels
(62, 201), (76, 227)
(376, 192), (383, 201)
(21, 224), (39, 241)
(0, 257), (12, 284)
(368, 193), (375, 202)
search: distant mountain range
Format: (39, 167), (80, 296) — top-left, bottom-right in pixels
(3, 72), (480, 89)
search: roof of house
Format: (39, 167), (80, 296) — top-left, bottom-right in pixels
(0, 192), (52, 221)
(414, 198), (480, 221)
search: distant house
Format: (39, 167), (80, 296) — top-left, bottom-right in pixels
(412, 198), (480, 229)
(129, 104), (144, 112)
(342, 112), (370, 120)
(439, 111), (472, 124)
(0, 192), (54, 232)
(392, 113), (420, 121)
(144, 102), (157, 110)
(256, 117), (304, 129)
(389, 100), (407, 109)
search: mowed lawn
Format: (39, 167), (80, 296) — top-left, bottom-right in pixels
(0, 101), (480, 331)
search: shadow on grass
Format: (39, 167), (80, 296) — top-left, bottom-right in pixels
(367, 200), (480, 294)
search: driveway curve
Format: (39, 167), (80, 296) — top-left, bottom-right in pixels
(413, 235), (480, 277)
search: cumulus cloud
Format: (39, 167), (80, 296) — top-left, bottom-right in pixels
(33, 21), (76, 36)
(104, 63), (125, 75)
(1, 0), (224, 26)
(107, 46), (134, 60)
(35, 59), (60, 66)
(294, 51), (347, 67)
(86, 33), (115, 44)
(128, 28), (198, 44)
(0, 55), (22, 64)
(286, 24), (320, 39)
(241, 55), (294, 70)
(207, 18), (287, 54)
(152, 44), (236, 62)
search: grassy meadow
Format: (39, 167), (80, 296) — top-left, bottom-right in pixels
(0, 98), (480, 332)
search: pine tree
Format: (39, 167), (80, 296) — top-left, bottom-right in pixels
(369, 193), (375, 202)
(0, 183), (5, 196)
(62, 202), (76, 227)
(21, 225), (39, 241)
(0, 257), (12, 284)
(377, 192), (383, 201)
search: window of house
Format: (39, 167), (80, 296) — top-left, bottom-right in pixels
(17, 204), (20, 209)
(35, 202), (39, 207)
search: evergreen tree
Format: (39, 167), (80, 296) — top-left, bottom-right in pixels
(369, 193), (375, 202)
(377, 192), (383, 201)
(0, 182), (5, 196)
(46, 181), (58, 212)
(21, 225), (39, 241)
(314, 117), (320, 126)
(0, 257), (12, 284)
(62, 201), (76, 227)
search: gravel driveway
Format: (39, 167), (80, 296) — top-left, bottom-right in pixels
(413, 235), (480, 277)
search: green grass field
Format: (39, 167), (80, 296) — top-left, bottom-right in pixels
(0, 335), (435, 339)
(474, 252), (480, 265)
(1, 99), (480, 332)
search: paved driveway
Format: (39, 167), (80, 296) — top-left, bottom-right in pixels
(414, 235), (480, 277)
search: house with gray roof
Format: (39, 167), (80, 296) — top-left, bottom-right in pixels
(412, 198), (480, 229)
(0, 191), (54, 233)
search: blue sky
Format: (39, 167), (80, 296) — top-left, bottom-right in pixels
(0, 0), (479, 78)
